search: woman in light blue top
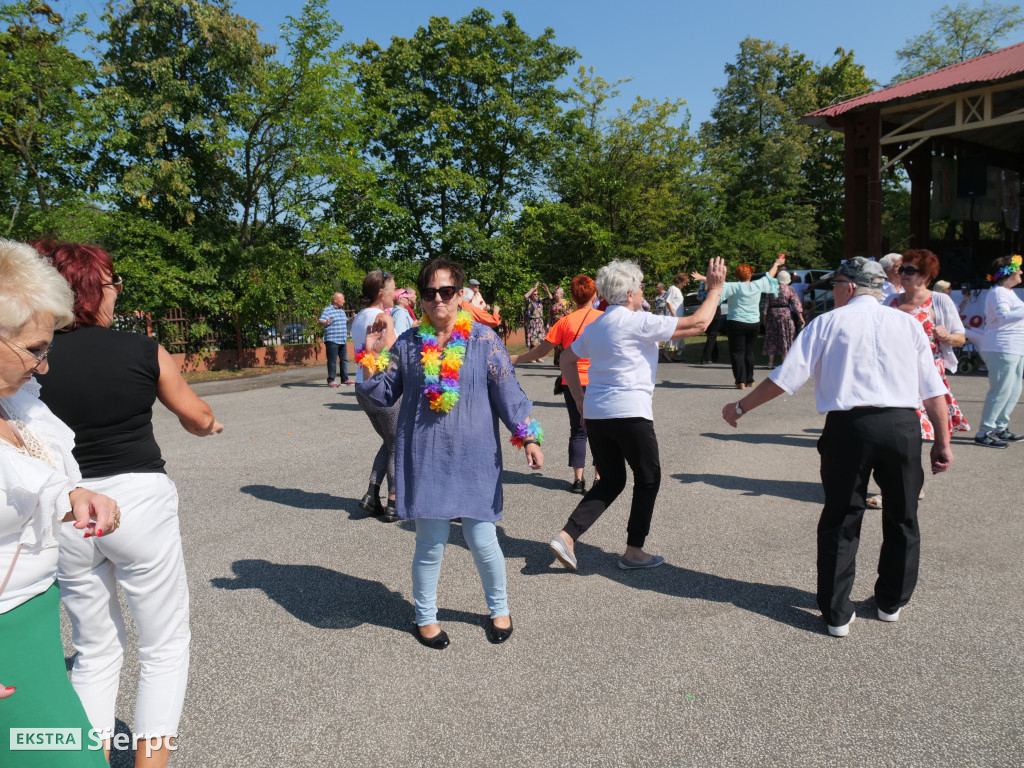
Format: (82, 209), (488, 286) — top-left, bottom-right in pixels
(719, 255), (784, 388)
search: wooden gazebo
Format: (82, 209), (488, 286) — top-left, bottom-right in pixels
(800, 41), (1024, 282)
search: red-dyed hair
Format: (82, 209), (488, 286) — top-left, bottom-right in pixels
(31, 241), (114, 329)
(901, 248), (941, 282)
(570, 274), (596, 306)
(735, 264), (753, 281)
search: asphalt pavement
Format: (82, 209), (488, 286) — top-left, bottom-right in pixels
(72, 358), (1023, 768)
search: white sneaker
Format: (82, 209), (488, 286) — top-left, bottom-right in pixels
(877, 606), (902, 622)
(828, 613), (856, 637)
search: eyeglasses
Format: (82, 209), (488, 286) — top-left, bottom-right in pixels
(0, 335), (53, 368)
(897, 265), (920, 276)
(829, 279), (854, 290)
(103, 274), (124, 293)
(421, 285), (459, 302)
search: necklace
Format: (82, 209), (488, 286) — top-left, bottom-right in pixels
(419, 310), (472, 413)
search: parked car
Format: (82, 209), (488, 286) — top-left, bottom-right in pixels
(281, 323), (307, 344)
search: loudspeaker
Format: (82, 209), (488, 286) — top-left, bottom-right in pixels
(957, 156), (987, 197)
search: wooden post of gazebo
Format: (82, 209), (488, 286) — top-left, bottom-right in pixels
(842, 110), (882, 260)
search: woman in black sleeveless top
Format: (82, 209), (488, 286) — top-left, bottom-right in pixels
(35, 241), (223, 768)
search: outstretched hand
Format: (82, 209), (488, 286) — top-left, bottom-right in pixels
(365, 312), (395, 355)
(704, 257), (727, 292)
(1, 685), (14, 699)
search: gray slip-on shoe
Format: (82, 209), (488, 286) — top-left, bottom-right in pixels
(617, 554), (665, 570)
(549, 535), (577, 571)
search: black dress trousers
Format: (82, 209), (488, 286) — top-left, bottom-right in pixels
(816, 407), (924, 626)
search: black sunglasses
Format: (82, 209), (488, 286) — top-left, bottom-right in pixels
(897, 265), (920, 276)
(103, 274), (123, 293)
(421, 285), (459, 302)
(830, 279), (854, 289)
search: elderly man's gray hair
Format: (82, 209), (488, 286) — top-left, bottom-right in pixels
(0, 239), (75, 335)
(879, 253), (902, 270)
(595, 259), (643, 306)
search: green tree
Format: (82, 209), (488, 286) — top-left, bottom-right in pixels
(517, 67), (702, 287)
(699, 38), (821, 267)
(353, 8), (577, 268)
(227, 0), (365, 323)
(0, 1), (96, 237)
(895, 1), (1024, 80)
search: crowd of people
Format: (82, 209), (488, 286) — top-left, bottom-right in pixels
(2, 237), (1022, 765)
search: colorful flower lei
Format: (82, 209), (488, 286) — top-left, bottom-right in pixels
(509, 418), (544, 449)
(988, 254), (1022, 283)
(419, 309), (473, 413)
(354, 345), (391, 375)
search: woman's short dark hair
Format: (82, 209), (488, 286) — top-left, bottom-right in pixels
(32, 240), (114, 329)
(359, 269), (394, 306)
(902, 249), (941, 282)
(416, 258), (465, 295)
(989, 254), (1019, 283)
(570, 274), (596, 306)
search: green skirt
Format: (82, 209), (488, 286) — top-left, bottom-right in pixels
(0, 583), (107, 767)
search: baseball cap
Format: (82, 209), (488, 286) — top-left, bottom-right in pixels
(834, 257), (885, 288)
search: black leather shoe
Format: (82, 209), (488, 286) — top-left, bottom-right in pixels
(413, 625), (450, 650)
(570, 479), (585, 494)
(382, 503), (398, 523)
(486, 617), (513, 644)
(358, 493), (383, 515)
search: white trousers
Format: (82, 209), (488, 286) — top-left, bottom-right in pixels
(58, 472), (190, 738)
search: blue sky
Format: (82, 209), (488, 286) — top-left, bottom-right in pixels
(60, 0), (1005, 126)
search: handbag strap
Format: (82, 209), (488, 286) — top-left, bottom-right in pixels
(570, 309), (593, 344)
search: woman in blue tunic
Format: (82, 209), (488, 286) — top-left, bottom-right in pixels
(358, 258), (545, 650)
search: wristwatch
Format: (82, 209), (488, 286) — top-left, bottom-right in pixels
(735, 401), (745, 416)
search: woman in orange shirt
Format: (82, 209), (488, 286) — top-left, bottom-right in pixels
(512, 275), (602, 493)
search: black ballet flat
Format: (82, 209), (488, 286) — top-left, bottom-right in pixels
(486, 617), (514, 645)
(413, 625), (450, 650)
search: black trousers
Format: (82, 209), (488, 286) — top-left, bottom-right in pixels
(562, 386), (588, 469)
(726, 319), (759, 385)
(816, 408), (923, 626)
(563, 417), (660, 548)
(701, 307), (722, 363)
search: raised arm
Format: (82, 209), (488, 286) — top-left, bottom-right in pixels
(511, 338), (556, 365)
(767, 254), (785, 278)
(156, 346), (223, 436)
(669, 257), (726, 339)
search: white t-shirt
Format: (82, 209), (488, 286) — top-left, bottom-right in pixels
(981, 285), (1024, 356)
(351, 307), (384, 384)
(570, 305), (678, 420)
(664, 285), (684, 317)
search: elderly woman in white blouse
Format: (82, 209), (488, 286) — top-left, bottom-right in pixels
(549, 257), (726, 572)
(0, 240), (117, 768)
(976, 254), (1024, 447)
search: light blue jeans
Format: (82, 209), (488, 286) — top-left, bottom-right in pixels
(412, 518), (508, 626)
(979, 351), (1024, 434)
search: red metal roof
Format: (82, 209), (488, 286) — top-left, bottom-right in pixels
(804, 40), (1024, 121)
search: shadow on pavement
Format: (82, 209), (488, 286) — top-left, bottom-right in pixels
(211, 560), (480, 632)
(699, 431), (819, 448)
(240, 484), (369, 519)
(672, 473), (822, 503)
(323, 401), (363, 411)
(493, 527), (822, 635)
(280, 381), (325, 389)
(501, 468), (569, 491)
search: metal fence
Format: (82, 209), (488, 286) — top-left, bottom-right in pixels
(111, 309), (359, 352)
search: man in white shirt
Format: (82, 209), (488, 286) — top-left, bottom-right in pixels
(466, 279), (489, 310)
(720, 257), (954, 638)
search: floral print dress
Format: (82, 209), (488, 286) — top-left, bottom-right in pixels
(890, 295), (970, 439)
(525, 297), (546, 348)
